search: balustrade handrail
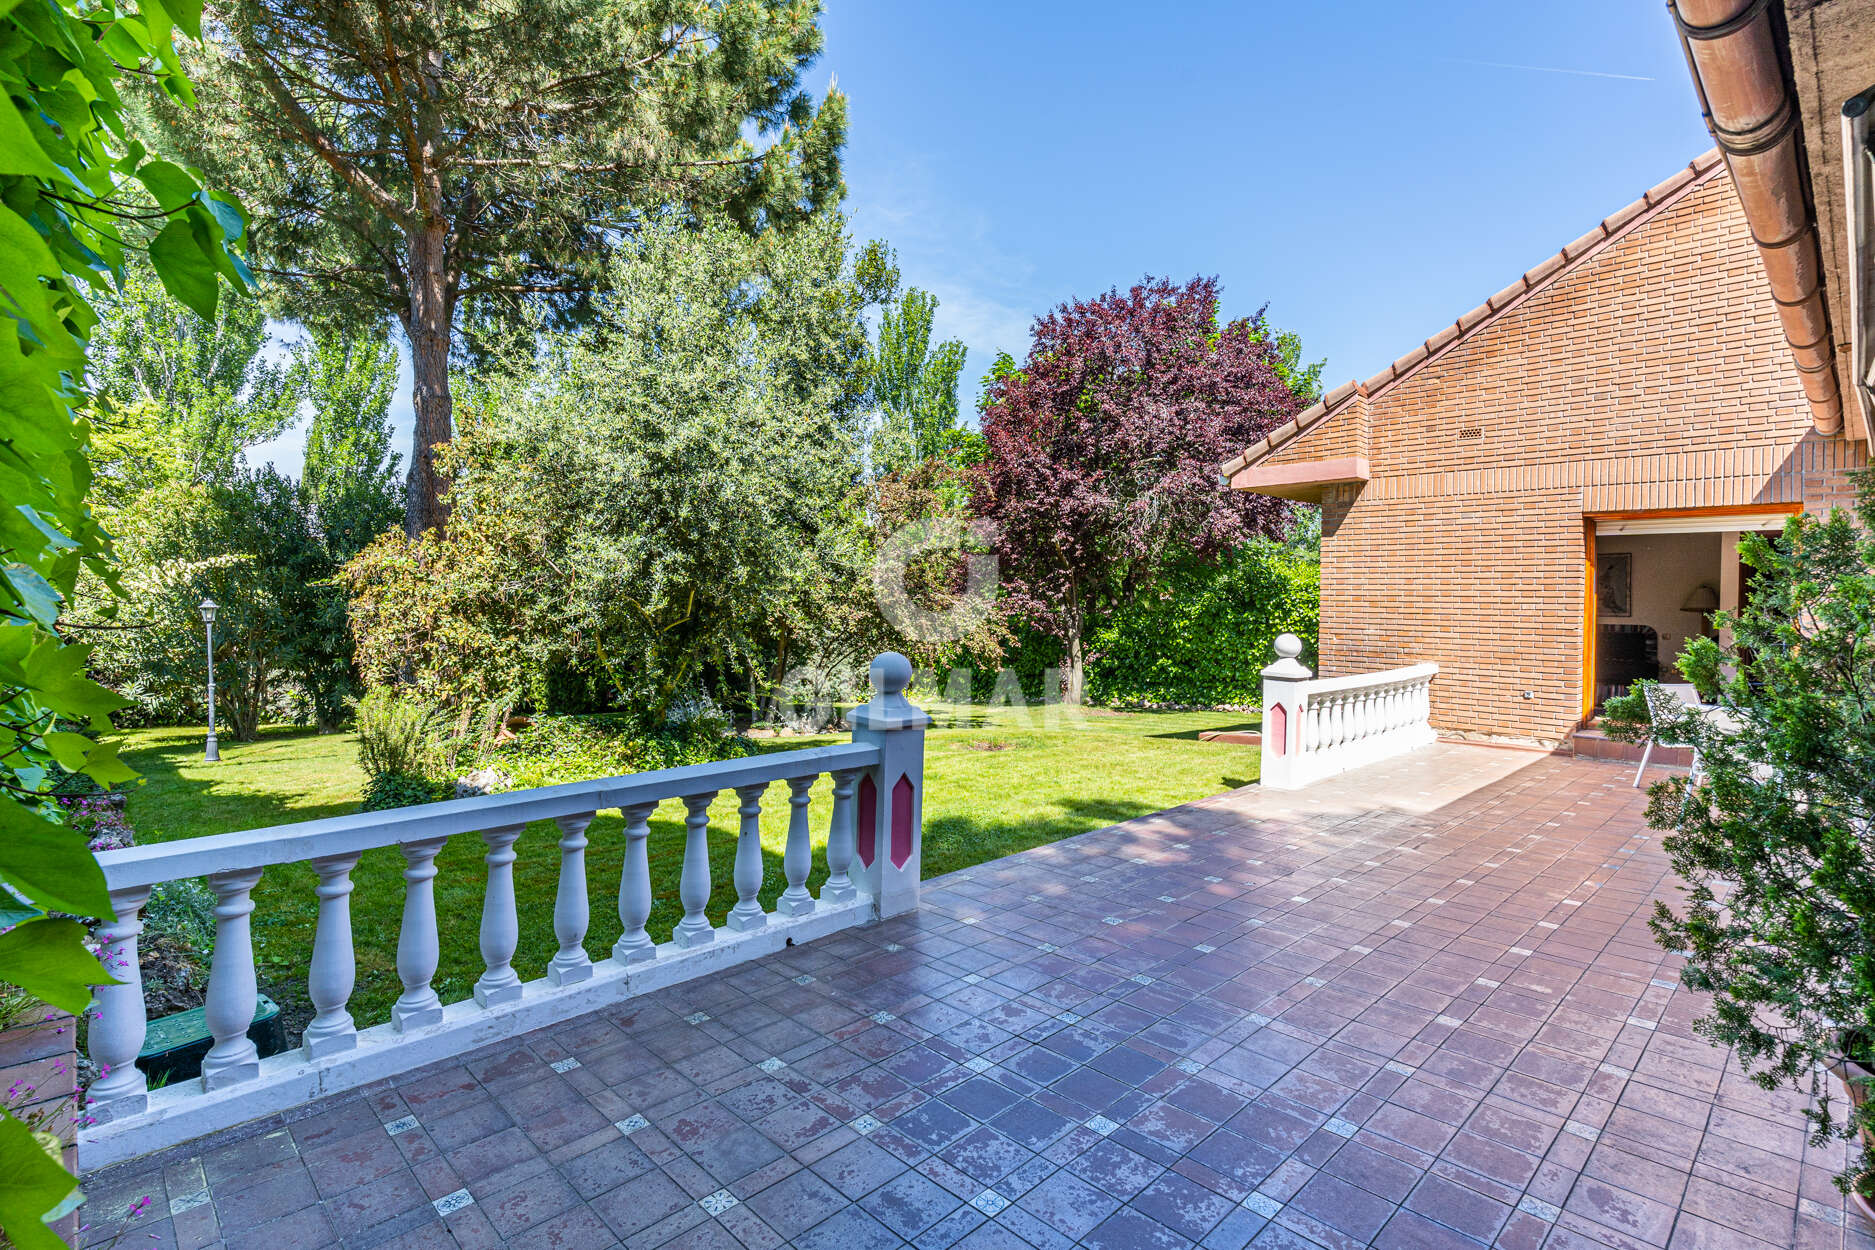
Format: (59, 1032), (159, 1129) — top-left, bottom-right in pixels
(95, 741), (880, 890)
(1293, 661), (1438, 700)
(82, 654), (933, 1170)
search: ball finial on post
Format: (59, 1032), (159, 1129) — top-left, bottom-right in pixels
(871, 652), (913, 701)
(1263, 633), (1312, 680)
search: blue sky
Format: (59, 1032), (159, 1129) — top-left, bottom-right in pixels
(257, 0), (1714, 473)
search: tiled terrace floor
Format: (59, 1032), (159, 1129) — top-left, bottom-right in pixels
(83, 746), (1873, 1250)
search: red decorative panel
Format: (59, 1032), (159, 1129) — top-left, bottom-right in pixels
(857, 773), (877, 867)
(890, 775), (914, 868)
(1269, 703), (1287, 756)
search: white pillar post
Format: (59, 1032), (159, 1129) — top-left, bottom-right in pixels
(727, 783), (768, 932)
(201, 868), (263, 1090)
(613, 801), (658, 964)
(1260, 633), (1314, 791)
(303, 853), (360, 1059)
(674, 792), (717, 948)
(776, 776), (816, 917)
(547, 813), (594, 986)
(475, 824), (526, 1007)
(851, 653), (930, 919)
(393, 837), (448, 1032)
(87, 886), (152, 1120)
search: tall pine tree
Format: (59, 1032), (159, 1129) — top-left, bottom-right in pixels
(144, 1), (846, 534)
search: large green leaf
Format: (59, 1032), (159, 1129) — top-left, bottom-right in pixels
(15, 635), (127, 721)
(0, 99), (55, 178)
(0, 917), (116, 1012)
(136, 159), (199, 214)
(0, 1109), (78, 1250)
(0, 800), (112, 920)
(146, 218), (218, 320)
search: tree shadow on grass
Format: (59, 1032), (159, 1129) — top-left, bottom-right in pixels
(920, 795), (1163, 878)
(122, 726), (362, 841)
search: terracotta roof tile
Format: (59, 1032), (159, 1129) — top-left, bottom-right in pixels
(1220, 149), (1725, 480)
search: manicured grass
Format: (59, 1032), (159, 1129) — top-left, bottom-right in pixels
(116, 704), (1260, 1027)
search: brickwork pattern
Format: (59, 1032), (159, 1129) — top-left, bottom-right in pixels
(1268, 171), (1867, 741)
(77, 749), (1869, 1250)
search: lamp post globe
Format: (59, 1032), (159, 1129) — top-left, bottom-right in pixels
(199, 598), (219, 763)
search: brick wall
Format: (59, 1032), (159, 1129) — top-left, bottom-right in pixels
(1285, 168), (1867, 742)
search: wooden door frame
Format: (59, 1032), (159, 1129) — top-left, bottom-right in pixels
(1581, 520), (1596, 724)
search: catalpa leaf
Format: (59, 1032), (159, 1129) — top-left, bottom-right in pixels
(0, 800), (113, 918)
(0, 917), (116, 1013)
(0, 1109), (79, 1250)
(147, 218), (217, 319)
(0, 100), (55, 178)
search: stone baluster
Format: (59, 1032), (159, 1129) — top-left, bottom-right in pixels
(393, 837), (448, 1032)
(675, 792), (718, 947)
(728, 783), (768, 932)
(614, 802), (659, 964)
(303, 853), (361, 1058)
(548, 813), (595, 986)
(823, 770), (860, 902)
(88, 886), (152, 1120)
(201, 868), (264, 1089)
(475, 824), (526, 1007)
(776, 776), (816, 916)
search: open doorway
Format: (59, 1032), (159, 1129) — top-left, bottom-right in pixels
(1583, 507), (1798, 716)
(1592, 531), (1721, 708)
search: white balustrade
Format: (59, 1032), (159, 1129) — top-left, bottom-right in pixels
(613, 801), (658, 964)
(201, 869), (263, 1090)
(728, 784), (768, 932)
(302, 853), (360, 1058)
(475, 824), (527, 1006)
(674, 791), (718, 948)
(81, 653), (928, 1170)
(392, 837), (447, 1031)
(776, 776), (815, 917)
(1259, 634), (1438, 790)
(547, 813), (594, 986)
(823, 769), (860, 902)
(86, 887), (151, 1120)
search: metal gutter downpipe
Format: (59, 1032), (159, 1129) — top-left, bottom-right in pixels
(1845, 87), (1875, 435)
(1672, 0), (1846, 436)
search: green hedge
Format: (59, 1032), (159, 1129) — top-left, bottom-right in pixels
(942, 543), (1319, 707)
(1088, 545), (1318, 705)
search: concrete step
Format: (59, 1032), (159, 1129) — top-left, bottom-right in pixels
(1571, 726), (1691, 766)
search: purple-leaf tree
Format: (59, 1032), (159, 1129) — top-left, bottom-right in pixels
(976, 275), (1298, 703)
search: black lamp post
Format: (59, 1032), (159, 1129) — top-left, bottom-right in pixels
(200, 598), (220, 763)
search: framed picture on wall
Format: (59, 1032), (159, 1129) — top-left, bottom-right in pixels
(1597, 552), (1632, 617)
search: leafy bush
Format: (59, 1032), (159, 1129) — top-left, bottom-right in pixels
(143, 879), (217, 957)
(1601, 484), (1875, 1200)
(1088, 542), (1319, 706)
(361, 771), (452, 813)
(354, 689), (445, 780)
(484, 714), (757, 790)
(944, 541), (1319, 707)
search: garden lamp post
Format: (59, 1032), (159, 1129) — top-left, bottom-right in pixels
(200, 598), (220, 762)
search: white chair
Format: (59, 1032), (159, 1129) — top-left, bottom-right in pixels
(1634, 683), (1700, 786)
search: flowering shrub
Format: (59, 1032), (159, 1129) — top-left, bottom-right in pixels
(56, 797), (132, 854)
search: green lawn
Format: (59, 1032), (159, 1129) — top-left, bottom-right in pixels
(118, 705), (1260, 1027)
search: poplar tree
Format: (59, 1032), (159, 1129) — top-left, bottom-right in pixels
(146, 1), (846, 534)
